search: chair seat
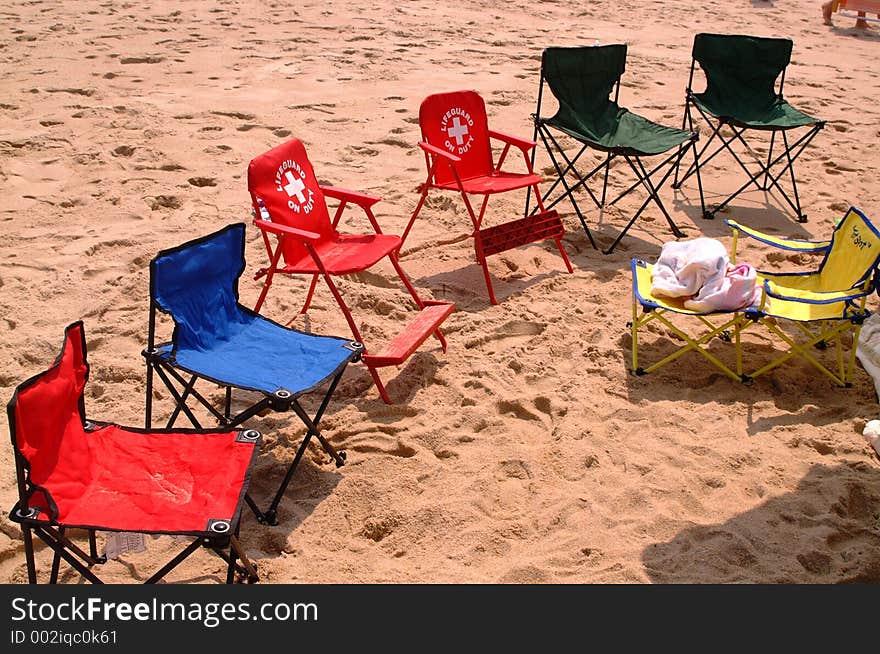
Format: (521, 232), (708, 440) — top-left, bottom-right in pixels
(545, 108), (693, 156)
(32, 424), (255, 534)
(693, 94), (818, 130)
(156, 313), (358, 396)
(434, 171), (542, 194)
(282, 233), (402, 274)
(759, 292), (865, 322)
(632, 258), (743, 316)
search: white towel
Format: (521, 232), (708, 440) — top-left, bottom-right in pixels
(651, 238), (760, 311)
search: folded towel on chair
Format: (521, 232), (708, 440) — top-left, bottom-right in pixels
(651, 237), (760, 311)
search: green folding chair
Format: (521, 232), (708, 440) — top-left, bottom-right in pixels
(531, 44), (697, 254)
(673, 33), (825, 223)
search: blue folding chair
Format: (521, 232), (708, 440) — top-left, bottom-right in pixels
(144, 223), (363, 526)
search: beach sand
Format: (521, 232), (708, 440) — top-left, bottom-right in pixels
(1, 0), (879, 584)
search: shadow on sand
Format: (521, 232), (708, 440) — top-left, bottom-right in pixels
(642, 462), (880, 583)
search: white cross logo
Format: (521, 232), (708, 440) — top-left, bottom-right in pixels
(447, 116), (469, 145)
(282, 170), (306, 203)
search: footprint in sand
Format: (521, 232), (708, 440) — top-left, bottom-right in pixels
(464, 319), (545, 352)
(371, 137), (410, 149)
(498, 566), (555, 583)
(347, 144), (379, 157)
(46, 87), (96, 97)
(210, 110), (255, 121)
(496, 459), (532, 480)
(119, 56), (165, 64)
(796, 550), (832, 575)
(496, 399), (542, 422)
(361, 514), (399, 542)
(333, 426), (418, 459)
(145, 195), (181, 210)
(288, 103), (336, 115)
(187, 177), (216, 187)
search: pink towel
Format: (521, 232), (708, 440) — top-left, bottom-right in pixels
(684, 262), (761, 312)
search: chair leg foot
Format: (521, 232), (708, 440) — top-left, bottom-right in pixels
(232, 556), (259, 584)
(635, 367), (646, 376)
(249, 503), (277, 526)
(702, 209), (715, 220)
(798, 213), (808, 223)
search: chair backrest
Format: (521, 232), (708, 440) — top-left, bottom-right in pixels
(692, 33), (792, 117)
(247, 138), (335, 265)
(816, 207), (880, 290)
(540, 44), (626, 137)
(151, 224), (251, 353)
(8, 321), (89, 518)
(419, 90), (493, 186)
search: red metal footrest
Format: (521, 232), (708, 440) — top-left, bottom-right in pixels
(478, 210), (565, 257)
(362, 301), (454, 367)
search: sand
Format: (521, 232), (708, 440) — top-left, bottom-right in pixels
(1, 0), (879, 584)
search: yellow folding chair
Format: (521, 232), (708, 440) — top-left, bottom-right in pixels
(630, 258), (754, 381)
(727, 206), (880, 387)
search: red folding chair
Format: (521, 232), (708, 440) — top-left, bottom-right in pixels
(403, 90), (573, 305)
(248, 138), (454, 404)
(8, 322), (261, 584)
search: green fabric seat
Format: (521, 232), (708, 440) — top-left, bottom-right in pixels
(543, 45), (693, 155)
(545, 109), (695, 156)
(532, 44), (696, 254)
(691, 34), (820, 130)
(692, 95), (817, 131)
(673, 33), (825, 222)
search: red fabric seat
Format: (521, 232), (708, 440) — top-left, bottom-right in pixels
(8, 322), (261, 584)
(23, 423), (256, 533)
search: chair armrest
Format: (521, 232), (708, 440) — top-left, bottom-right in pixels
(763, 278), (871, 304)
(488, 129), (536, 151)
(726, 219), (831, 254)
(253, 218), (320, 241)
(320, 185), (381, 209)
(419, 141), (462, 163)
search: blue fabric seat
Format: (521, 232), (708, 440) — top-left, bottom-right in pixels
(145, 223), (362, 525)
